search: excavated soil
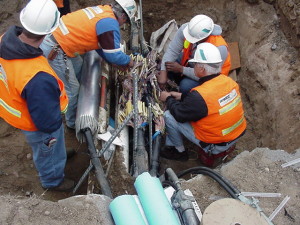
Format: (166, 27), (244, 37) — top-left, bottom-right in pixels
(0, 0), (299, 224)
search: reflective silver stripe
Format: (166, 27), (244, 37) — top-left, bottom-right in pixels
(0, 75), (8, 90)
(222, 117), (244, 136)
(0, 66), (8, 90)
(82, 8), (95, 19)
(90, 6), (103, 14)
(219, 96), (241, 115)
(58, 18), (69, 35)
(61, 103), (68, 114)
(102, 48), (123, 53)
(0, 98), (21, 118)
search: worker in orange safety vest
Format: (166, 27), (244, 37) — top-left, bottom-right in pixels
(159, 43), (246, 163)
(40, 0), (137, 130)
(0, 0), (74, 191)
(158, 14), (231, 95)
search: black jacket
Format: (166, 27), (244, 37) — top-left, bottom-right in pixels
(166, 74), (220, 123)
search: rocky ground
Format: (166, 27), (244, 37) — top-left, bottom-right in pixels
(0, 0), (299, 224)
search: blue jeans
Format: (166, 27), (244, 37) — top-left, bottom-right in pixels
(22, 125), (67, 188)
(40, 34), (83, 128)
(179, 78), (201, 95)
(164, 110), (238, 154)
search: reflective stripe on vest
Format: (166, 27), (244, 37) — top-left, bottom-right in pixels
(191, 75), (246, 143)
(222, 117), (245, 136)
(0, 56), (68, 131)
(0, 98), (21, 118)
(206, 35), (231, 75)
(53, 5), (116, 57)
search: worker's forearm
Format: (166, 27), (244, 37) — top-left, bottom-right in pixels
(157, 70), (168, 84)
(160, 24), (187, 71)
(166, 91), (208, 123)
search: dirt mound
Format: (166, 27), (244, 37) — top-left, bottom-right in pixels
(0, 148), (299, 224)
(0, 194), (113, 225)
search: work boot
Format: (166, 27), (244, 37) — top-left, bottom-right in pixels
(46, 178), (75, 192)
(66, 148), (76, 159)
(160, 146), (189, 161)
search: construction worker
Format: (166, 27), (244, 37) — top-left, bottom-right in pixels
(159, 43), (246, 165)
(158, 14), (231, 95)
(40, 0), (137, 130)
(0, 0), (74, 191)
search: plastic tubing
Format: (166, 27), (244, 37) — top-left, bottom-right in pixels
(109, 195), (147, 225)
(134, 172), (180, 225)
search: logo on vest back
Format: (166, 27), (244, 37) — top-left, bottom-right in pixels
(219, 89), (237, 107)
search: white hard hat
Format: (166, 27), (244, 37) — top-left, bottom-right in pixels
(189, 42), (222, 64)
(183, 15), (214, 44)
(20, 0), (60, 35)
(115, 0), (137, 20)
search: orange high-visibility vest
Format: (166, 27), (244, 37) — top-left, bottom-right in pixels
(53, 0), (64, 8)
(0, 56), (68, 131)
(191, 75), (246, 143)
(181, 39), (193, 66)
(181, 36), (231, 75)
(53, 5), (116, 57)
(206, 35), (231, 75)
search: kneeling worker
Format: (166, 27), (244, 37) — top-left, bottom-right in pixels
(159, 42), (246, 164)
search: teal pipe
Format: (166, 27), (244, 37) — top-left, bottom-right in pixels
(109, 195), (147, 225)
(134, 172), (180, 225)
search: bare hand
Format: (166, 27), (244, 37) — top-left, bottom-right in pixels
(159, 91), (171, 102)
(114, 59), (134, 71)
(154, 115), (165, 132)
(114, 64), (129, 71)
(165, 61), (183, 73)
(128, 58), (134, 68)
(169, 91), (182, 101)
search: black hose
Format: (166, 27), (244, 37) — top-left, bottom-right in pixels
(165, 168), (200, 225)
(133, 128), (149, 176)
(83, 128), (113, 198)
(177, 166), (240, 194)
(177, 167), (240, 199)
(162, 180), (178, 190)
(149, 133), (161, 177)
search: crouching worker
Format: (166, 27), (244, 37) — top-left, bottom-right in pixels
(0, 0), (74, 191)
(159, 42), (246, 167)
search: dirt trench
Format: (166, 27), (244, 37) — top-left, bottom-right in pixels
(0, 0), (299, 152)
(139, 0), (300, 152)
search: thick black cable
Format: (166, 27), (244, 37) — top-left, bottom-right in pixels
(176, 167), (240, 199)
(162, 180), (178, 190)
(177, 166), (240, 194)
